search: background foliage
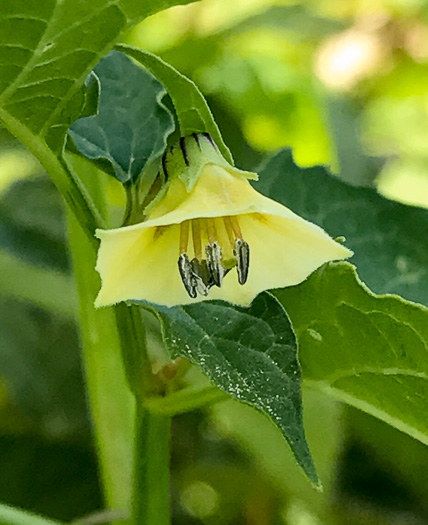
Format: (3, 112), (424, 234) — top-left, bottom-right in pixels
(1, 0), (428, 524)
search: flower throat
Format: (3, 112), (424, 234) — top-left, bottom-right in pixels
(158, 133), (251, 299)
(178, 216), (250, 298)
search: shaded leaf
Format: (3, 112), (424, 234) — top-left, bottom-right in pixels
(0, 298), (89, 440)
(0, 177), (69, 271)
(0, 437), (101, 523)
(256, 149), (428, 306)
(69, 50), (174, 183)
(148, 293), (318, 484)
(116, 45), (234, 165)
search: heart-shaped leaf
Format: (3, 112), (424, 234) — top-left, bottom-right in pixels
(69, 50), (175, 183)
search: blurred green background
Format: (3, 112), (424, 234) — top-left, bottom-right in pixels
(1, 0), (428, 523)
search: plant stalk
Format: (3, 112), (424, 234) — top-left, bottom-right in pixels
(68, 215), (135, 521)
(133, 403), (172, 525)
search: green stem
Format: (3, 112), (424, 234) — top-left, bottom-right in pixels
(144, 385), (227, 416)
(0, 503), (63, 525)
(133, 404), (171, 525)
(115, 303), (153, 398)
(68, 215), (135, 521)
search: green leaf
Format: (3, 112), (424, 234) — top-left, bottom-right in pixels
(276, 261), (428, 446)
(69, 50), (174, 184)
(116, 44), (234, 165)
(0, 298), (90, 440)
(0, 176), (69, 271)
(211, 390), (343, 506)
(231, 4), (345, 40)
(148, 293), (318, 484)
(0, 0), (196, 155)
(0, 0), (197, 237)
(0, 250), (77, 320)
(256, 149), (428, 306)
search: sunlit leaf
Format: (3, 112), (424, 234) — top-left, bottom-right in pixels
(277, 261), (428, 446)
(149, 293), (318, 484)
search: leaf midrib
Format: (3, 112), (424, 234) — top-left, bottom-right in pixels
(308, 366), (428, 385)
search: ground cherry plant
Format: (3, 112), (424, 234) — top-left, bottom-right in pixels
(1, 1), (428, 525)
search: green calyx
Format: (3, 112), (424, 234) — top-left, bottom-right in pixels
(141, 133), (257, 219)
(163, 133), (257, 190)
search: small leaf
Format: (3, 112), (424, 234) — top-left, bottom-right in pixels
(116, 45), (234, 165)
(256, 149), (428, 306)
(69, 50), (175, 183)
(276, 261), (428, 446)
(148, 293), (318, 484)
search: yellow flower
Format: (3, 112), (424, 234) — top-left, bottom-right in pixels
(95, 134), (352, 308)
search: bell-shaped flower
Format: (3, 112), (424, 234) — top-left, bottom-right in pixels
(95, 133), (352, 307)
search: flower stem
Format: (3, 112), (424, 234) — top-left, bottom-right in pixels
(0, 503), (63, 525)
(115, 303), (153, 398)
(144, 385), (228, 416)
(133, 403), (172, 525)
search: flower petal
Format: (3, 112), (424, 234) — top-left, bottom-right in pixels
(110, 164), (312, 235)
(95, 225), (193, 307)
(201, 212), (353, 306)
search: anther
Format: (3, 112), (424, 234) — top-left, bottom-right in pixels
(234, 238), (250, 285)
(206, 241), (225, 287)
(178, 253), (197, 298)
(191, 258), (212, 296)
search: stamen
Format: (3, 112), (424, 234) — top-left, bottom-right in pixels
(191, 219), (202, 260)
(179, 221), (190, 255)
(229, 215), (243, 239)
(223, 216), (236, 248)
(178, 253), (197, 298)
(234, 239), (250, 285)
(206, 241), (225, 287)
(191, 258), (212, 296)
(206, 218), (217, 243)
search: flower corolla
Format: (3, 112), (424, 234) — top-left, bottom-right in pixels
(95, 134), (352, 307)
